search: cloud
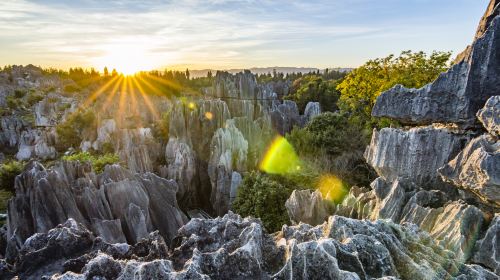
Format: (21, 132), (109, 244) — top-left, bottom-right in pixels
(0, 0), (484, 69)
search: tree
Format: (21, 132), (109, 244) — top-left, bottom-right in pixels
(185, 68), (190, 80)
(337, 50), (451, 128)
(103, 67), (109, 77)
(111, 68), (118, 77)
(285, 75), (341, 113)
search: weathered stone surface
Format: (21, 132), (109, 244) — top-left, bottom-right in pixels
(303, 101), (321, 122)
(165, 137), (197, 203)
(364, 126), (470, 191)
(472, 214), (500, 274)
(372, 9), (500, 126)
(477, 96), (500, 136)
(439, 134), (500, 207)
(6, 161), (187, 249)
(208, 120), (248, 216)
(285, 189), (333, 226)
(270, 100), (301, 135)
(3, 212), (497, 279)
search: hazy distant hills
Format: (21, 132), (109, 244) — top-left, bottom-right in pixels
(188, 67), (353, 78)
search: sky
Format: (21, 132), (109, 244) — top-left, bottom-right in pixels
(0, 0), (488, 72)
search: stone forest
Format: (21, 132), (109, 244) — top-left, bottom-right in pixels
(0, 0), (498, 279)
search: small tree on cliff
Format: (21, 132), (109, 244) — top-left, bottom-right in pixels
(337, 50), (451, 128)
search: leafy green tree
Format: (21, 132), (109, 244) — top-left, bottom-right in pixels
(285, 75), (341, 113)
(337, 50), (451, 128)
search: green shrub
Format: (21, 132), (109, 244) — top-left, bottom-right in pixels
(62, 152), (120, 173)
(56, 110), (97, 150)
(0, 160), (24, 193)
(14, 89), (26, 98)
(152, 112), (170, 144)
(64, 83), (81, 93)
(286, 112), (376, 187)
(232, 171), (309, 232)
(27, 92), (44, 106)
(0, 189), (12, 213)
(6, 96), (21, 110)
(101, 142), (115, 154)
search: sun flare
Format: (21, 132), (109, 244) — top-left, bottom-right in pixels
(94, 44), (156, 75)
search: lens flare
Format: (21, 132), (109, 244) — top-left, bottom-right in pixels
(259, 135), (301, 174)
(205, 111), (213, 120)
(317, 174), (348, 204)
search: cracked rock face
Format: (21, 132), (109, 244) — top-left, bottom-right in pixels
(472, 214), (500, 274)
(477, 96), (500, 137)
(6, 161), (187, 251)
(285, 189), (333, 226)
(372, 6), (500, 126)
(438, 134), (500, 208)
(364, 126), (470, 192)
(4, 213), (497, 279)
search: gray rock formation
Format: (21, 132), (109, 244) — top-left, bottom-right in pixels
(208, 120), (248, 215)
(6, 161), (187, 251)
(303, 101), (321, 123)
(364, 125), (470, 191)
(372, 6), (500, 126)
(285, 189), (333, 226)
(477, 96), (500, 136)
(472, 214), (500, 274)
(438, 134), (500, 207)
(5, 212), (496, 279)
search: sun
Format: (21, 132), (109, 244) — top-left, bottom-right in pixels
(94, 44), (156, 75)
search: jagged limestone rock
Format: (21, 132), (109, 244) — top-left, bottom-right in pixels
(364, 126), (470, 191)
(303, 101), (321, 123)
(372, 8), (500, 126)
(285, 189), (333, 226)
(3, 212), (497, 279)
(477, 95), (500, 137)
(208, 120), (248, 216)
(472, 214), (500, 274)
(438, 134), (500, 208)
(165, 137), (197, 203)
(6, 161), (187, 248)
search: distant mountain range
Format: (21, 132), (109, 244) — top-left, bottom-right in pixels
(188, 67), (353, 78)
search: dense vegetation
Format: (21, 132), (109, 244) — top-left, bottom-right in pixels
(62, 152), (120, 173)
(285, 75), (341, 113)
(0, 160), (25, 213)
(232, 171), (312, 232)
(55, 109), (97, 150)
(337, 50), (451, 129)
(0, 160), (24, 194)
